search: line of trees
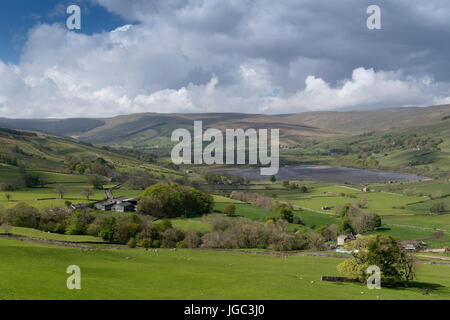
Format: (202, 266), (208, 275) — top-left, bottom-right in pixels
(230, 191), (274, 211)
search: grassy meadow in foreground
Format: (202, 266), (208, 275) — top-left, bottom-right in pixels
(0, 238), (449, 300)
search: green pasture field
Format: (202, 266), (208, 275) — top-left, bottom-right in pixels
(0, 164), (21, 181)
(1, 226), (104, 243)
(0, 168), (143, 210)
(372, 180), (450, 196)
(212, 195), (244, 203)
(367, 225), (450, 249)
(440, 139), (450, 153)
(288, 191), (424, 216)
(383, 214), (450, 232)
(0, 184), (104, 210)
(0, 238), (449, 300)
(294, 210), (337, 228)
(406, 197), (450, 214)
(214, 202), (274, 221)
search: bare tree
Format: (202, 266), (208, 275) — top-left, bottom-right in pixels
(81, 188), (94, 201)
(55, 184), (66, 199)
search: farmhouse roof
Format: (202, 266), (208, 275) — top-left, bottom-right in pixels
(114, 202), (133, 208)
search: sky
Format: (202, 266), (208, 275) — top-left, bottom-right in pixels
(1, 0), (450, 118)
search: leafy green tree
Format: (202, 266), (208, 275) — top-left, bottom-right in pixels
(139, 183), (213, 218)
(223, 203), (236, 216)
(338, 216), (354, 234)
(66, 210), (95, 235)
(89, 175), (108, 190)
(99, 216), (116, 242)
(337, 235), (416, 286)
(278, 206), (294, 223)
(75, 163), (86, 174)
(113, 220), (139, 244)
(139, 238), (152, 248)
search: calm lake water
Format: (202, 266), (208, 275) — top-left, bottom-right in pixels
(217, 166), (428, 184)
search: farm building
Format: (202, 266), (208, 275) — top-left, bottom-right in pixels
(403, 244), (416, 252)
(337, 234), (355, 247)
(71, 203), (89, 211)
(94, 199), (116, 211)
(112, 202), (135, 212)
(94, 197), (139, 212)
(401, 240), (427, 252)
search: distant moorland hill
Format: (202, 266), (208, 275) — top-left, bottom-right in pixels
(1, 105), (449, 149)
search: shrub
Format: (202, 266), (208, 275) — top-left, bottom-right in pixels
(66, 210), (95, 235)
(161, 228), (185, 248)
(98, 216), (117, 242)
(152, 239), (161, 248)
(127, 238), (137, 248)
(4, 203), (40, 229)
(184, 230), (203, 248)
(430, 202), (446, 214)
(430, 190), (443, 200)
(138, 238), (152, 248)
(293, 215), (305, 225)
(317, 224), (338, 241)
(176, 241), (187, 249)
(113, 219), (139, 244)
(278, 207), (294, 223)
(303, 232), (326, 250)
(222, 203), (236, 216)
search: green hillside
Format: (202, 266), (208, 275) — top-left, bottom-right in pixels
(1, 238), (449, 300)
(1, 105), (449, 174)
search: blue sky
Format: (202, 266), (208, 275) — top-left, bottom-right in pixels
(0, 0), (129, 63)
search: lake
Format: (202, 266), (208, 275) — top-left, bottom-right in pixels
(217, 165), (429, 184)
